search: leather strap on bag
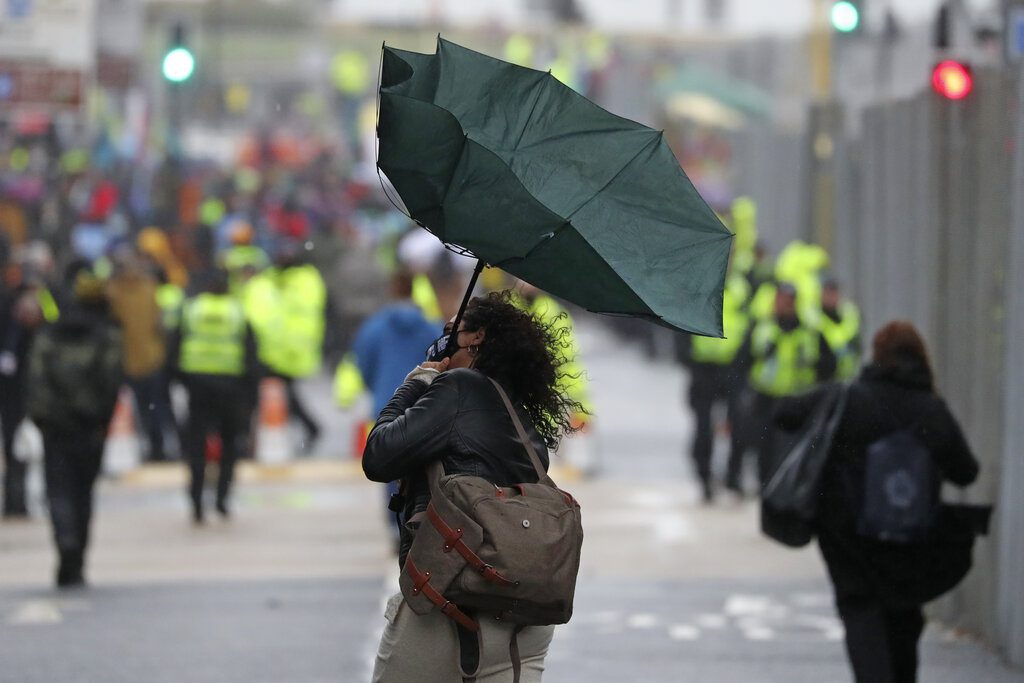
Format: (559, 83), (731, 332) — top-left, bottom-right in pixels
(404, 556), (479, 632)
(426, 503), (517, 588)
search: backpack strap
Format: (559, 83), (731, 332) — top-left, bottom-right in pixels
(403, 556), (479, 632)
(509, 624), (526, 683)
(487, 377), (553, 487)
(425, 376), (554, 494)
(460, 625), (526, 683)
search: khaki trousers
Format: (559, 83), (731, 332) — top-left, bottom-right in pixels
(372, 593), (554, 683)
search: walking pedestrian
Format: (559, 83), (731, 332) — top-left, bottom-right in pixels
(738, 282), (835, 487)
(676, 270), (751, 501)
(170, 270), (257, 523)
(1, 261), (51, 517)
(106, 248), (174, 462)
(264, 245), (325, 453)
(818, 276), (862, 381)
(346, 269), (442, 548)
(26, 273), (122, 587)
(774, 321), (979, 683)
(363, 292), (583, 682)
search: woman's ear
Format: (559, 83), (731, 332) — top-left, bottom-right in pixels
(468, 328), (486, 346)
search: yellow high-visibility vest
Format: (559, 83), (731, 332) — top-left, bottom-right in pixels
(179, 294), (246, 376)
(520, 294), (593, 415)
(241, 272), (282, 367)
(333, 353), (366, 408)
(749, 319), (820, 397)
(156, 283), (185, 331)
(819, 300), (861, 380)
(690, 274), (751, 365)
(267, 265), (326, 379)
(36, 288), (60, 323)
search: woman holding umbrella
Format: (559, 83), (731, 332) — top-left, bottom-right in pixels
(363, 291), (583, 682)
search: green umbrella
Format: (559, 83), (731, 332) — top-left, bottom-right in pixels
(377, 37), (733, 337)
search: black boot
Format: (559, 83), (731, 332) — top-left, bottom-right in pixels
(700, 479), (715, 505)
(56, 549), (85, 588)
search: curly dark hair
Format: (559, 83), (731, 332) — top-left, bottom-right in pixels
(460, 291), (586, 450)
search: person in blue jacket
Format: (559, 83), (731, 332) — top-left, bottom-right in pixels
(352, 270), (443, 417)
(350, 269), (442, 547)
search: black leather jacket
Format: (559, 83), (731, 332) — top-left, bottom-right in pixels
(363, 367), (550, 568)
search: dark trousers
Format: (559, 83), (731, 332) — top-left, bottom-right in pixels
(282, 376), (320, 439)
(42, 428), (105, 574)
(1, 384), (27, 515)
(687, 364), (744, 489)
(837, 596), (925, 683)
(128, 372), (179, 461)
(184, 380), (248, 513)
(747, 391), (781, 488)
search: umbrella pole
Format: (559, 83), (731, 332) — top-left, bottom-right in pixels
(447, 258), (485, 347)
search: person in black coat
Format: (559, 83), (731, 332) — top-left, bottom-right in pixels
(775, 321), (979, 683)
(26, 274), (123, 587)
(362, 291), (584, 683)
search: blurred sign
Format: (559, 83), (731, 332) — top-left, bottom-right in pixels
(1010, 7), (1024, 61)
(95, 0), (142, 58)
(0, 60), (83, 107)
(96, 53), (136, 89)
(0, 0), (97, 68)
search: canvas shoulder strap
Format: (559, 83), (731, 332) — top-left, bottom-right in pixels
(487, 377), (553, 486)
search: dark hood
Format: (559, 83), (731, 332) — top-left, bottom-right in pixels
(860, 358), (933, 392)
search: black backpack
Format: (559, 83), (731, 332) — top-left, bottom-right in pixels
(857, 429), (937, 543)
(30, 324), (122, 430)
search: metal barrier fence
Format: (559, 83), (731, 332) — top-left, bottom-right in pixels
(734, 65), (1024, 667)
(997, 64), (1024, 669)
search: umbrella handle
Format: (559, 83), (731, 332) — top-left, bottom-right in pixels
(447, 259), (486, 350)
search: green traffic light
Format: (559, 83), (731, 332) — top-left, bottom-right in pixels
(831, 1), (860, 33)
(162, 47), (195, 83)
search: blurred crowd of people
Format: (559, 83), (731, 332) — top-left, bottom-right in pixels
(0, 116), (446, 585)
(675, 197), (863, 503)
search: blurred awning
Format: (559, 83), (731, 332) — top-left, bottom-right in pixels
(657, 65), (772, 129)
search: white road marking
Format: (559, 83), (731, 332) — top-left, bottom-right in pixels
(8, 600), (63, 625)
(668, 624), (701, 641)
(743, 626), (775, 641)
(626, 613), (659, 629)
(724, 594), (774, 616)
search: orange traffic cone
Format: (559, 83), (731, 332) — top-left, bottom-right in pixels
(352, 419), (374, 459)
(255, 377), (290, 464)
(103, 387), (142, 475)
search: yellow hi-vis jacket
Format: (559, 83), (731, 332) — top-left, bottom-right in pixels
(690, 274), (751, 366)
(819, 300), (862, 381)
(266, 264), (326, 379)
(748, 318), (821, 398)
(333, 352), (366, 408)
(178, 294), (247, 376)
(241, 271), (282, 368)
(156, 283), (185, 332)
(518, 293), (593, 416)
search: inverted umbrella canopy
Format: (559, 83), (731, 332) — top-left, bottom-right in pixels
(377, 37), (733, 336)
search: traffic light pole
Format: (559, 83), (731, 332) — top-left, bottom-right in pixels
(811, 0), (834, 100)
(807, 0), (837, 252)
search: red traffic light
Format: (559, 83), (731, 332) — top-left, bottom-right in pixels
(931, 60), (973, 100)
